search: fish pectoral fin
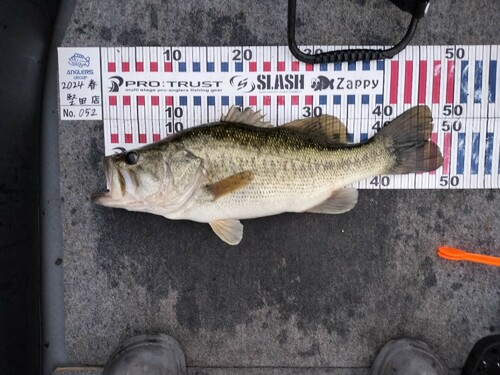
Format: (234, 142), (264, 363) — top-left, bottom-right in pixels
(209, 219), (243, 245)
(306, 188), (358, 214)
(221, 106), (272, 128)
(283, 115), (348, 144)
(207, 171), (255, 200)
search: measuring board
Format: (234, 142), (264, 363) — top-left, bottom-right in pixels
(58, 45), (500, 189)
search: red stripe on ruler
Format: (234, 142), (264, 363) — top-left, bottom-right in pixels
(122, 62), (130, 72)
(446, 60), (455, 104)
(277, 96), (285, 105)
(125, 134), (132, 143)
(404, 60), (413, 104)
(123, 96), (131, 106)
(164, 62), (172, 72)
(443, 132), (451, 175)
(263, 62), (271, 72)
(153, 134), (161, 142)
(108, 62), (116, 72)
(165, 96), (173, 106)
(390, 61), (399, 104)
(291, 61), (299, 71)
(139, 134), (147, 143)
(263, 96), (271, 105)
(249, 62), (257, 72)
(111, 134), (118, 143)
(150, 62), (158, 72)
(418, 61), (427, 103)
(109, 96), (117, 106)
(277, 61), (285, 71)
(249, 96), (257, 106)
(136, 62), (144, 72)
(305, 95), (313, 105)
(151, 96), (159, 106)
(432, 60), (441, 104)
(291, 95), (299, 105)
(305, 64), (313, 71)
(430, 132), (438, 175)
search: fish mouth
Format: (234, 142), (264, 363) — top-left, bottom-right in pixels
(91, 157), (126, 206)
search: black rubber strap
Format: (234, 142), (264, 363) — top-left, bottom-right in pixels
(288, 0), (428, 64)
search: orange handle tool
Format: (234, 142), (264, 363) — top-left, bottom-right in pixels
(438, 246), (500, 267)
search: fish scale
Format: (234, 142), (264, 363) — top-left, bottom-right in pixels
(58, 45), (500, 189)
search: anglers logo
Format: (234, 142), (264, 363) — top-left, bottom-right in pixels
(108, 76), (124, 92)
(68, 53), (90, 68)
(311, 75), (380, 91)
(230, 76), (256, 93)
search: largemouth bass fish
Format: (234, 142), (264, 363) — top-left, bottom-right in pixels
(92, 106), (442, 245)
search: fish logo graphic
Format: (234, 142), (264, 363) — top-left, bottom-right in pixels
(108, 76), (124, 92)
(311, 75), (334, 91)
(68, 53), (91, 68)
(230, 76), (256, 93)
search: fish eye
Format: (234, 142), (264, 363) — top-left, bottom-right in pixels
(124, 151), (139, 165)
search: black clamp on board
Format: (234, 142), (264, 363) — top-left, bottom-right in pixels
(287, 0), (430, 63)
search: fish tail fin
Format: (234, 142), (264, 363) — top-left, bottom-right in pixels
(376, 105), (443, 174)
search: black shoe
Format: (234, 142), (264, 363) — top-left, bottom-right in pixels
(462, 334), (500, 375)
(103, 334), (186, 375)
(371, 338), (448, 375)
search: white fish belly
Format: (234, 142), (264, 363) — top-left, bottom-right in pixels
(183, 183), (335, 222)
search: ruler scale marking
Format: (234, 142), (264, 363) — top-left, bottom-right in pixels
(58, 45), (500, 188)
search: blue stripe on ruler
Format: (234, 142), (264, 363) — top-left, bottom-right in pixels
(208, 96), (215, 106)
(222, 96), (229, 106)
(320, 63), (327, 71)
(221, 62), (229, 72)
(347, 133), (354, 143)
(362, 95), (369, 104)
(193, 62), (200, 72)
(207, 62), (215, 72)
(179, 62), (186, 72)
(319, 96), (327, 105)
(347, 95), (355, 105)
(362, 61), (370, 71)
(485, 132), (494, 175)
(377, 60), (384, 71)
(333, 95), (341, 104)
(180, 96), (187, 105)
(235, 62), (243, 72)
(460, 60), (468, 104)
(489, 60), (497, 103)
(348, 62), (356, 71)
(194, 96), (201, 106)
(376, 95), (383, 104)
(235, 96), (243, 106)
(474, 61), (483, 104)
(360, 133), (368, 142)
(471, 133), (480, 175)
(457, 133), (466, 174)
(334, 63), (342, 71)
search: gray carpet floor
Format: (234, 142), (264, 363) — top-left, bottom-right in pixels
(59, 0), (499, 372)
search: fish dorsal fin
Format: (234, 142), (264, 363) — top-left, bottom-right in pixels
(306, 188), (358, 214)
(206, 171), (255, 200)
(283, 115), (348, 144)
(209, 219), (243, 245)
(221, 106), (272, 128)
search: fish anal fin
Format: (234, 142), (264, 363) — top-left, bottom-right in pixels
(209, 219), (243, 245)
(207, 171), (255, 200)
(306, 188), (358, 214)
(221, 106), (272, 128)
(283, 115), (348, 144)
